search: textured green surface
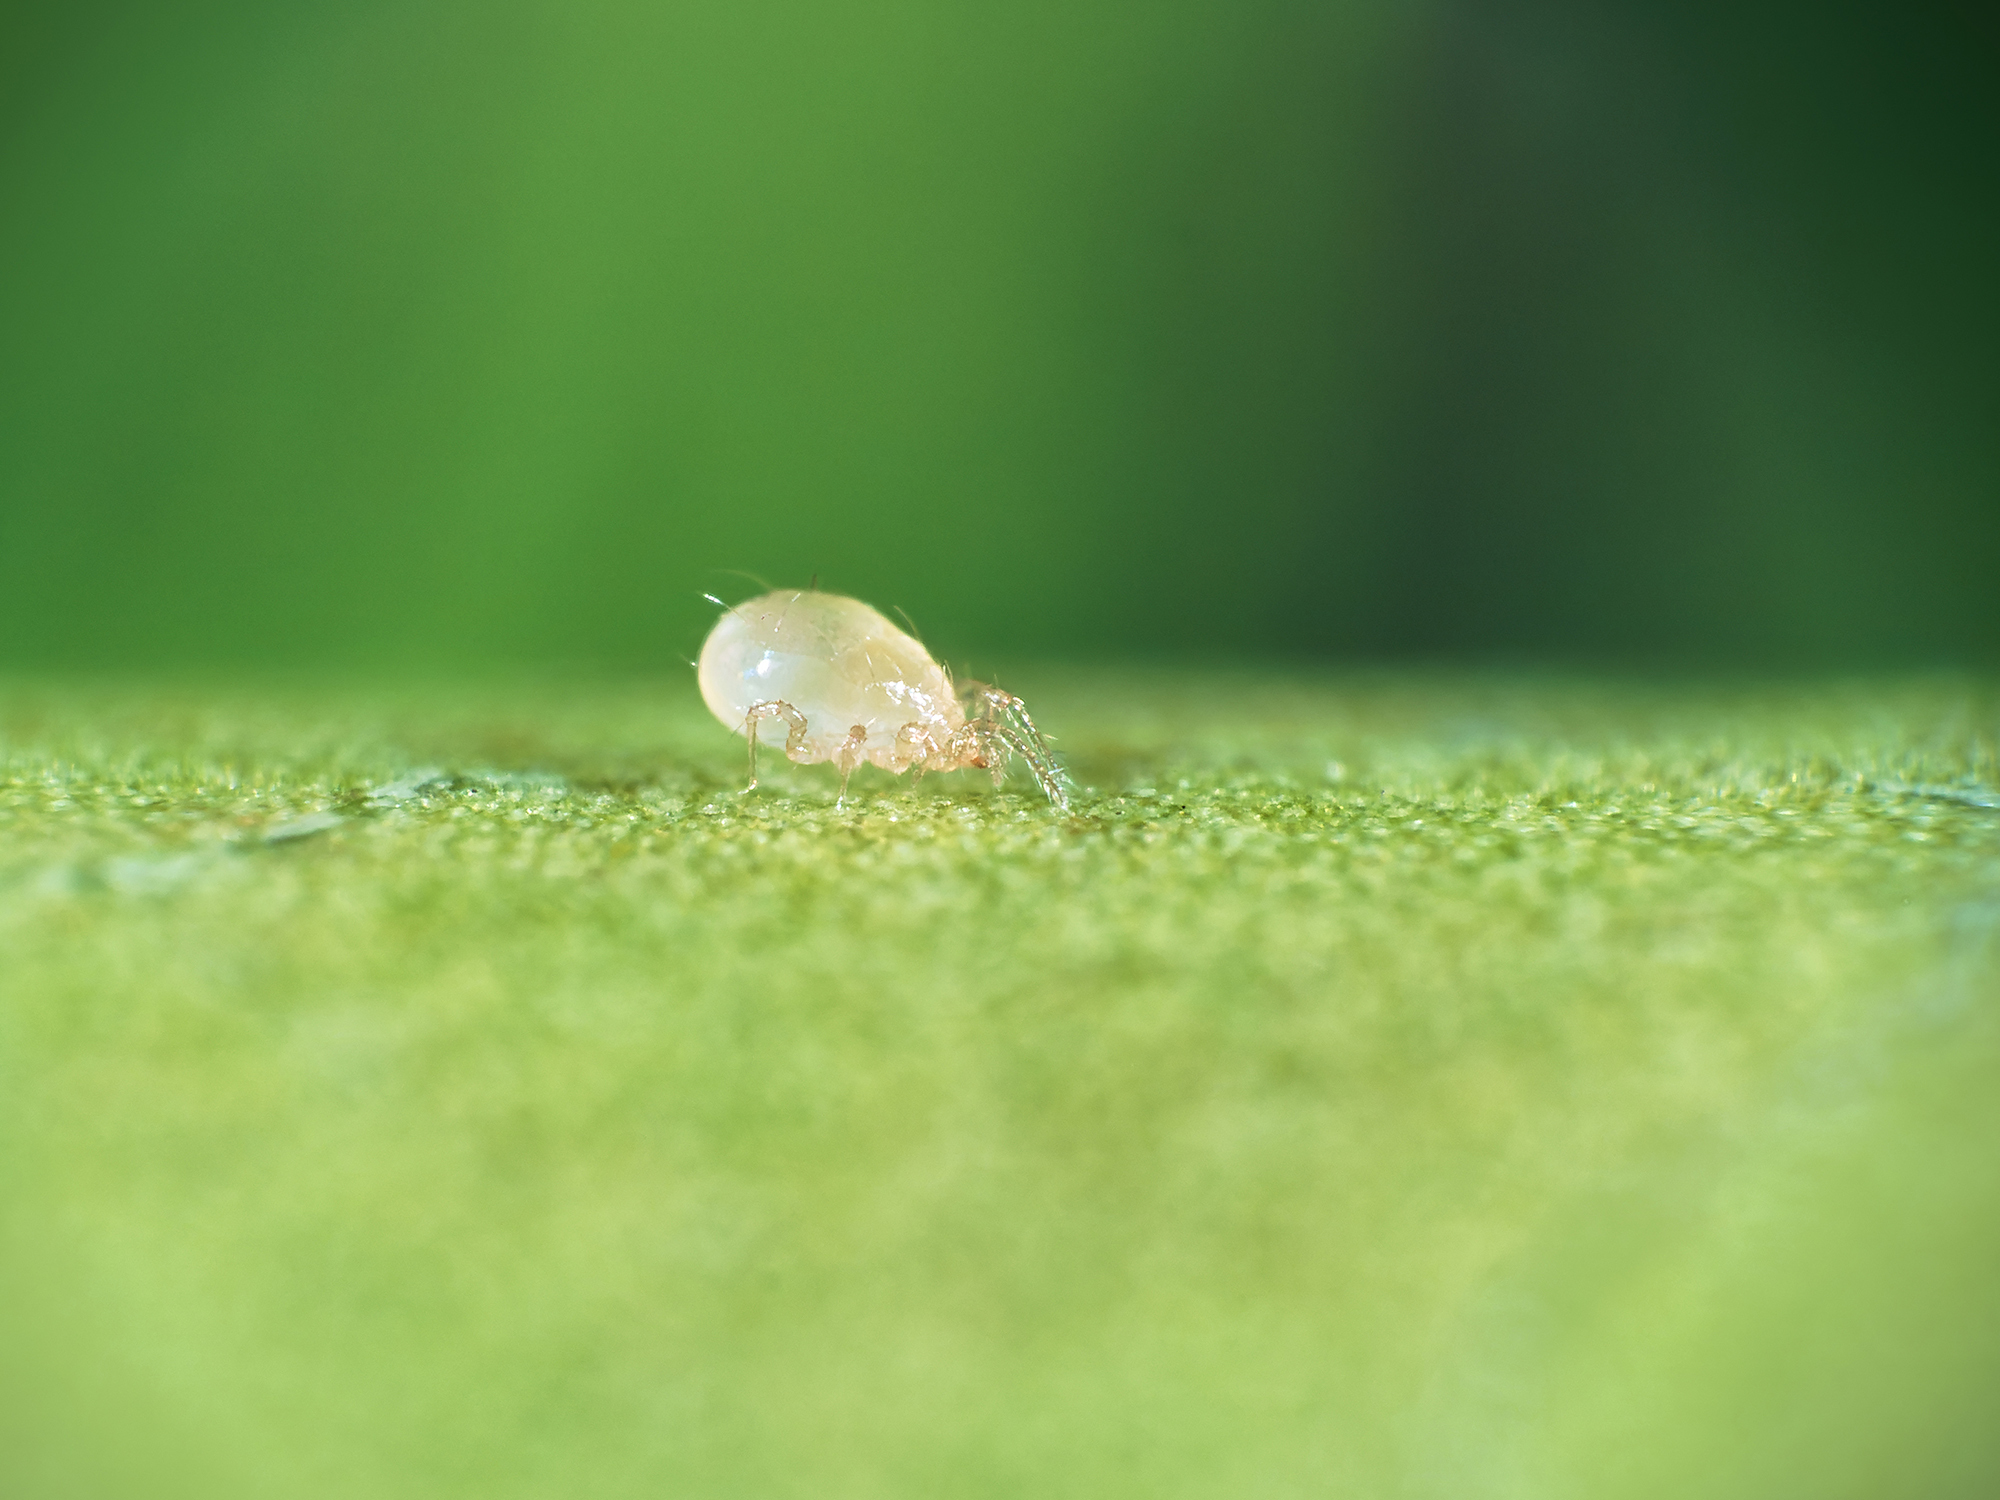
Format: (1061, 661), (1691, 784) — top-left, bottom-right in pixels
(3, 673), (1998, 1498)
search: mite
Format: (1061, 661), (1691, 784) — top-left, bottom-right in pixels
(696, 588), (1068, 809)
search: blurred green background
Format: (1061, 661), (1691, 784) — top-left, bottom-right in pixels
(4, 0), (1993, 672)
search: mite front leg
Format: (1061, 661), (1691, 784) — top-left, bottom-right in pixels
(958, 682), (1069, 810)
(943, 722), (1009, 788)
(980, 724), (1008, 788)
(743, 700), (809, 790)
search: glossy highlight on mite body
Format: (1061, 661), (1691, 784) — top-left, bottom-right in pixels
(697, 589), (1068, 808)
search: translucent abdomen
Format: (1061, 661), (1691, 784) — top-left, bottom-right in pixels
(696, 590), (961, 767)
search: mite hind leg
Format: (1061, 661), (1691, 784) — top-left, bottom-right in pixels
(834, 724), (868, 806)
(743, 700), (809, 790)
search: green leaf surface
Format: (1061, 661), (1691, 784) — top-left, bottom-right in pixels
(4, 673), (1997, 1499)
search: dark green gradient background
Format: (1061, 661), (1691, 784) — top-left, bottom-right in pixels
(3, 0), (1994, 671)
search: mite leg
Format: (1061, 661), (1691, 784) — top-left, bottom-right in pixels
(932, 724), (1000, 792)
(956, 683), (1070, 810)
(981, 724), (1008, 788)
(743, 700), (809, 790)
(835, 724), (868, 806)
(892, 721), (939, 786)
(985, 719), (1068, 809)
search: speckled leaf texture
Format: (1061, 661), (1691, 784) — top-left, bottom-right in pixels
(4, 673), (1997, 1500)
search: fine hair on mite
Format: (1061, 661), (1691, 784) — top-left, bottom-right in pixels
(696, 587), (1068, 809)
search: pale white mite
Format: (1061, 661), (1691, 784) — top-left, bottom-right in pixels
(696, 588), (1068, 809)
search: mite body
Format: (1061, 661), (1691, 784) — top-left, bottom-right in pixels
(696, 589), (1067, 808)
